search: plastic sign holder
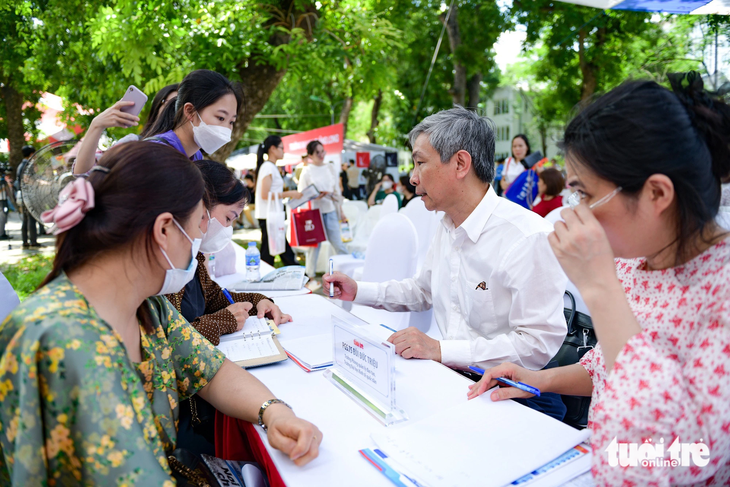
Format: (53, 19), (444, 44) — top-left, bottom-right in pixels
(324, 317), (408, 426)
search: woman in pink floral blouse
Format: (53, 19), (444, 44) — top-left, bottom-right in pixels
(469, 73), (730, 486)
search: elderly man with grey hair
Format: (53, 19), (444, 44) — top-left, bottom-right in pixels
(323, 106), (568, 419)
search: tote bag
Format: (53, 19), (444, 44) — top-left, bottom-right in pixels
(289, 203), (326, 247)
(266, 192), (287, 256)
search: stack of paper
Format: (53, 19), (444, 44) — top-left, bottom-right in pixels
(231, 266), (308, 291)
(370, 395), (591, 487)
(283, 334), (333, 372)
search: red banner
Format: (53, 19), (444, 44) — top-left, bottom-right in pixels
(356, 152), (370, 168)
(282, 124), (344, 156)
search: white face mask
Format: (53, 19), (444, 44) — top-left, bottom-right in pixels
(191, 113), (232, 154)
(200, 209), (233, 254)
(381, 180), (393, 190)
(156, 219), (202, 296)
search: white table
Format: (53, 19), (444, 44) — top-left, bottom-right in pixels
(243, 294), (593, 487)
(245, 295), (489, 486)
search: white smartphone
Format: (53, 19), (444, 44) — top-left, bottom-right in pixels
(119, 85), (148, 117)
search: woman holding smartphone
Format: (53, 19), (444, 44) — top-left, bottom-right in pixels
(73, 84), (179, 175)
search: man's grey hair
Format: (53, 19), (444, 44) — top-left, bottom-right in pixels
(407, 106), (496, 183)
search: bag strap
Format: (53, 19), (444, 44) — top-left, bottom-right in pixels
(564, 290), (577, 334)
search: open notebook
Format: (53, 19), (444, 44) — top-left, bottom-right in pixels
(216, 317), (287, 368)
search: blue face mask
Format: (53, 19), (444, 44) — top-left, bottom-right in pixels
(155, 219), (202, 296)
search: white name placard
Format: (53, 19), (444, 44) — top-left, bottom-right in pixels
(325, 316), (407, 425)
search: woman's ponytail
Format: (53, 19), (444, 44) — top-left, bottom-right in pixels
(669, 71), (730, 183)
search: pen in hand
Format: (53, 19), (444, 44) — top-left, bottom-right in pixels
(222, 288), (235, 305)
(329, 259), (335, 298)
(467, 366), (541, 397)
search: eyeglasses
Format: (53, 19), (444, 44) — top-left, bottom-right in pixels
(567, 186), (622, 210)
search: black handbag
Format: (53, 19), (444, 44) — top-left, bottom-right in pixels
(553, 290), (597, 430)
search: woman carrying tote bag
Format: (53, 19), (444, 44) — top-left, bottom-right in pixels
(254, 135), (302, 265)
(297, 140), (349, 278)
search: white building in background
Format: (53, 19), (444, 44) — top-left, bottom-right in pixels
(483, 86), (561, 162)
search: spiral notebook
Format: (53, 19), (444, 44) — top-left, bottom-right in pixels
(216, 317), (287, 368)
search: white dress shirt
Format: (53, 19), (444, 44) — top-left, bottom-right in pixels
(354, 187), (567, 370)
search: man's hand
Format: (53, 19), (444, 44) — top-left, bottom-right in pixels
(321, 271), (358, 301)
(256, 298), (293, 325)
(227, 302), (254, 331)
(388, 327), (441, 361)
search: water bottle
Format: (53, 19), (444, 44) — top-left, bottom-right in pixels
(340, 221), (353, 243)
(245, 241), (261, 281)
(208, 254), (216, 278)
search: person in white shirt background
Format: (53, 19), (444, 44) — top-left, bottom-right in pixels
(298, 140), (349, 278)
(255, 135), (302, 266)
(324, 107), (568, 420)
(499, 134), (532, 193)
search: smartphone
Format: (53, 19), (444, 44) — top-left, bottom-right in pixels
(521, 150), (544, 170)
(119, 85), (148, 117)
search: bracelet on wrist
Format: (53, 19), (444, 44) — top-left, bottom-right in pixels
(258, 398), (293, 432)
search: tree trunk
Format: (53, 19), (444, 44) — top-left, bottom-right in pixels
(441, 4), (466, 107)
(466, 73), (482, 111)
(1, 84), (26, 172)
(577, 28), (603, 102)
(338, 96), (354, 138)
(366, 89), (383, 144)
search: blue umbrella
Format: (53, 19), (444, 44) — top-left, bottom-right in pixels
(554, 0), (728, 15)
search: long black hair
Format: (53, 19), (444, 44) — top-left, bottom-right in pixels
(140, 83), (179, 138)
(195, 159), (249, 208)
(560, 72), (730, 263)
(511, 134), (531, 161)
(147, 70), (242, 137)
(256, 135), (282, 179)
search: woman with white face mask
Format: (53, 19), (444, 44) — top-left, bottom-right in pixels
(145, 69), (239, 160)
(167, 159), (291, 345)
(367, 173), (402, 208)
(165, 159), (292, 456)
(0, 142), (322, 485)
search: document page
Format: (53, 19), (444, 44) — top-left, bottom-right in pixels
(217, 334), (279, 362)
(219, 316), (271, 342)
(371, 395), (591, 487)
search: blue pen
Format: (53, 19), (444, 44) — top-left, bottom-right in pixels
(380, 324), (397, 333)
(221, 288), (235, 305)
(468, 366), (541, 397)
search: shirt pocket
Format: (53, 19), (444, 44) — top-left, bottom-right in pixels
(469, 285), (497, 335)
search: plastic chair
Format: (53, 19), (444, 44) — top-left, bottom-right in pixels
(0, 271), (20, 324)
(380, 193), (399, 217)
(400, 197), (442, 272)
(718, 207), (730, 231)
(349, 213), (419, 330)
(346, 205), (382, 254)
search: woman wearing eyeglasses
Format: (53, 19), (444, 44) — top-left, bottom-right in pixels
(468, 73), (730, 485)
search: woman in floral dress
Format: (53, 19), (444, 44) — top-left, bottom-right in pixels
(0, 142), (321, 485)
(469, 73), (730, 485)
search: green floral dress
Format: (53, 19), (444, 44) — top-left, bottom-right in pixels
(0, 273), (226, 486)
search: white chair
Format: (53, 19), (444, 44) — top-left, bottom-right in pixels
(349, 213), (419, 330)
(400, 197), (442, 272)
(0, 271), (20, 324)
(341, 199), (367, 234)
(346, 205), (382, 254)
(380, 193), (399, 217)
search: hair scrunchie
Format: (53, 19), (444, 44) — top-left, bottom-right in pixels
(41, 178), (95, 235)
